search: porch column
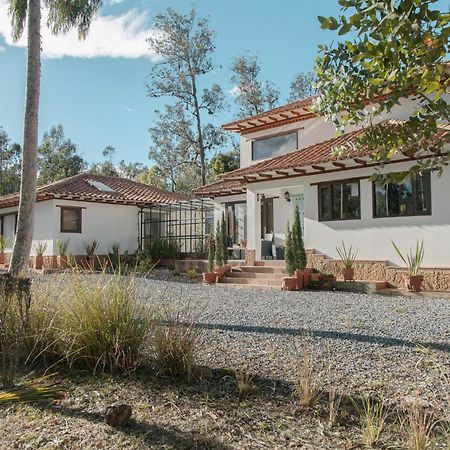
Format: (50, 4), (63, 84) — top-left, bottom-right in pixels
(246, 187), (261, 261)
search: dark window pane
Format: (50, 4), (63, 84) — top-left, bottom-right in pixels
(61, 208), (81, 232)
(319, 186), (330, 220)
(373, 172), (431, 218)
(331, 182), (360, 220)
(252, 132), (297, 160)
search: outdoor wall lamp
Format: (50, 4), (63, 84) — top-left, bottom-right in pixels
(284, 191), (291, 202)
(257, 193), (265, 202)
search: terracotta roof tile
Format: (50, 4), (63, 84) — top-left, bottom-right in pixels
(194, 179), (246, 197)
(0, 173), (188, 209)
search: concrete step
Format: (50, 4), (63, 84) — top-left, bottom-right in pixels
(227, 271), (285, 280)
(220, 276), (282, 286)
(254, 260), (286, 267)
(215, 283), (281, 291)
(239, 266), (286, 274)
(309, 280), (387, 294)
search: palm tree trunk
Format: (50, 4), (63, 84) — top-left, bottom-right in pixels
(9, 0), (41, 275)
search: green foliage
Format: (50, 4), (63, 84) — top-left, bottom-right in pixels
(210, 149), (240, 176)
(55, 239), (69, 257)
(230, 54), (280, 117)
(0, 235), (5, 253)
(292, 204), (307, 270)
(284, 223), (296, 277)
(207, 227), (215, 273)
(288, 71), (317, 102)
(215, 218), (224, 267)
(28, 271), (155, 373)
(138, 165), (168, 190)
(315, 0), (450, 180)
(391, 239), (425, 276)
(0, 376), (63, 404)
(187, 269), (197, 280)
(336, 241), (358, 268)
(149, 236), (180, 260)
(0, 128), (21, 196)
(33, 241), (48, 256)
(38, 125), (86, 184)
(147, 7), (225, 186)
(82, 240), (98, 256)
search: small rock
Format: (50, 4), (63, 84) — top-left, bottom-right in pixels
(104, 403), (132, 427)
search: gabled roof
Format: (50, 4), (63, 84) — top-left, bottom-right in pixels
(196, 121), (450, 197)
(222, 96), (317, 134)
(194, 179), (246, 197)
(0, 173), (188, 209)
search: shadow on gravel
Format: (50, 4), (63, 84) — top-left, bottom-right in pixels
(170, 321), (450, 353)
(34, 402), (232, 450)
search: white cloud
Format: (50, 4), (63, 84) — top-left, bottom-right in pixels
(227, 85), (241, 97)
(0, 0), (158, 59)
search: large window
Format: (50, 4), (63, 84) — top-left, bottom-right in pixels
(252, 132), (298, 160)
(60, 207), (82, 233)
(225, 202), (247, 245)
(373, 172), (431, 218)
(318, 180), (361, 221)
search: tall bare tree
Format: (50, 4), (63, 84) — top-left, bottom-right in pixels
(147, 8), (224, 186)
(230, 55), (280, 118)
(8, 0), (103, 274)
(288, 72), (316, 102)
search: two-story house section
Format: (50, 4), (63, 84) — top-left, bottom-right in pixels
(195, 94), (450, 271)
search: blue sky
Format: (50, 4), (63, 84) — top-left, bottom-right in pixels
(0, 0), (447, 167)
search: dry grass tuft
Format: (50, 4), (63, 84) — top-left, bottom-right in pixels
(354, 396), (387, 447)
(293, 349), (321, 409)
(235, 367), (258, 397)
(402, 404), (435, 450)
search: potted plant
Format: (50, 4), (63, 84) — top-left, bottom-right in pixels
(336, 241), (358, 281)
(292, 204), (306, 290)
(214, 214), (228, 279)
(83, 240), (99, 270)
(392, 239), (425, 292)
(281, 224), (298, 291)
(56, 239), (70, 269)
(33, 241), (48, 270)
(203, 227), (217, 284)
(0, 235), (5, 266)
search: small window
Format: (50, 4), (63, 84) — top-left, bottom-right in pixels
(252, 132), (298, 160)
(318, 180), (361, 221)
(60, 207), (82, 233)
(373, 172), (431, 218)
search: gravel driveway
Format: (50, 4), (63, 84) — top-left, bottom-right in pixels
(138, 279), (450, 411)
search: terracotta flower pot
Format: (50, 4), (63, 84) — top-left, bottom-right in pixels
(34, 255), (44, 270)
(215, 266), (227, 279)
(202, 272), (217, 285)
(85, 256), (94, 271)
(57, 255), (68, 270)
(223, 263), (232, 273)
(342, 267), (355, 281)
(294, 270), (304, 290)
(302, 267), (314, 288)
(403, 274), (424, 292)
(0, 252), (4, 265)
(281, 277), (298, 291)
(310, 273), (320, 282)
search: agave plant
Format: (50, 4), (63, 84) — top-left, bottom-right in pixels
(56, 239), (69, 256)
(83, 240), (99, 256)
(33, 241), (48, 256)
(336, 241), (358, 268)
(391, 240), (424, 276)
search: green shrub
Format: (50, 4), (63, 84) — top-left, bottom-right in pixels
(28, 271), (156, 374)
(207, 227), (215, 273)
(284, 223), (296, 276)
(187, 269), (197, 280)
(292, 204), (307, 270)
(149, 236), (180, 260)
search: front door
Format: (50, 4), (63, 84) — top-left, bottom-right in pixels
(291, 194), (305, 236)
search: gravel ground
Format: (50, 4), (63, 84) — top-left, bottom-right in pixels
(138, 278), (450, 411)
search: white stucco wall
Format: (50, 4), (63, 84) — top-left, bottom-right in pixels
(245, 162), (450, 267)
(1, 200), (140, 256)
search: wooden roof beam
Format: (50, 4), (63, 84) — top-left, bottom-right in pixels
(332, 162), (346, 168)
(312, 165), (325, 171)
(354, 158), (367, 165)
(275, 170), (290, 176)
(279, 113), (290, 119)
(258, 172), (273, 178)
(268, 115), (279, 121)
(292, 168), (306, 174)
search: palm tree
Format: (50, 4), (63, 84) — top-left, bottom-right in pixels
(8, 0), (103, 274)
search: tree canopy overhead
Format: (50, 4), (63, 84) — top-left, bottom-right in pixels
(315, 0), (450, 181)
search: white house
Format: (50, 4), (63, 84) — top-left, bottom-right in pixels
(0, 173), (188, 268)
(195, 95), (450, 289)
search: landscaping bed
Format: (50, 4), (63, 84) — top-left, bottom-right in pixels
(1, 276), (449, 449)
